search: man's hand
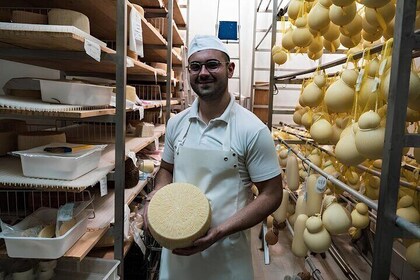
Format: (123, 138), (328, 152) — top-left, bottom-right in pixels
(172, 227), (221, 256)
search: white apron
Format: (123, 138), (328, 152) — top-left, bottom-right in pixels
(158, 115), (253, 280)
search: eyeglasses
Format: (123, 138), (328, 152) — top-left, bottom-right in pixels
(187, 60), (229, 73)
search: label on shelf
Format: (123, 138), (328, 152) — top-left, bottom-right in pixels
(100, 176), (108, 197)
(129, 8), (144, 57)
(84, 39), (101, 62)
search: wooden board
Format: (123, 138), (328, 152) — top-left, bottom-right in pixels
(163, 0), (186, 27)
(143, 47), (182, 65)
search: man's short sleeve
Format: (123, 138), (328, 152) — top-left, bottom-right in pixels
(246, 127), (281, 183)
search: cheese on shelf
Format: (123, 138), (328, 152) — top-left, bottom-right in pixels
(12, 10), (48, 24)
(148, 182), (211, 249)
(17, 131), (66, 150)
(48, 9), (90, 34)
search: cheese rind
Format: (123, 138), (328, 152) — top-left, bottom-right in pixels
(48, 9), (90, 34)
(148, 182), (211, 249)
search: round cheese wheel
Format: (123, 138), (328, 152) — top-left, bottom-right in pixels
(148, 182), (211, 249)
(18, 131), (66, 150)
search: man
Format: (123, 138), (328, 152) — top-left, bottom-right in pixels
(144, 35), (283, 280)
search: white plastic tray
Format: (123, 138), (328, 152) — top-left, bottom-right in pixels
(13, 143), (106, 180)
(39, 80), (113, 106)
(0, 208), (89, 259)
(54, 257), (120, 280)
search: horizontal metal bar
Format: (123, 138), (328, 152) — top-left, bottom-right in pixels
(279, 139), (379, 211)
(255, 48), (271, 52)
(404, 133), (420, 147)
(0, 48), (115, 61)
(273, 109), (294, 114)
(395, 216), (420, 239)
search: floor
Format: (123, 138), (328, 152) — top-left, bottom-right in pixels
(250, 223), (373, 280)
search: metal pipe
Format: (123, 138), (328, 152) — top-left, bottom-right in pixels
(275, 126), (420, 192)
(279, 139), (379, 210)
(165, 0), (173, 123)
(395, 216), (420, 239)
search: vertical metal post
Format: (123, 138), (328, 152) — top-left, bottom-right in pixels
(166, 0), (174, 123)
(237, 0), (241, 103)
(115, 0), (127, 276)
(249, 0), (259, 112)
(267, 0), (277, 129)
(371, 0), (416, 278)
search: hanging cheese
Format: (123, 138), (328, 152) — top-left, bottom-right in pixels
(335, 123), (366, 166)
(360, 0), (391, 9)
(265, 229), (279, 245)
(323, 23), (340, 41)
(381, 69), (420, 112)
(329, 3), (357, 26)
(355, 111), (385, 160)
(282, 28), (296, 51)
(17, 131), (66, 150)
(288, 195), (307, 226)
(272, 190), (289, 223)
(365, 2), (395, 27)
(48, 9), (90, 34)
(303, 215), (332, 253)
(351, 203), (370, 229)
(406, 241), (420, 270)
(306, 174), (323, 217)
(396, 196), (420, 224)
(147, 182), (211, 249)
(340, 33), (361, 49)
(339, 14), (362, 37)
(307, 0), (331, 32)
(310, 119), (333, 144)
(325, 78), (355, 113)
(292, 17), (314, 48)
(322, 195), (352, 234)
(292, 214), (309, 257)
(286, 155), (300, 191)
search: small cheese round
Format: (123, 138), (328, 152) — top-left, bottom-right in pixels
(38, 224), (56, 238)
(148, 183), (211, 249)
(57, 218), (76, 237)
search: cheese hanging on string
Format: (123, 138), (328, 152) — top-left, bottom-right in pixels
(147, 182), (211, 249)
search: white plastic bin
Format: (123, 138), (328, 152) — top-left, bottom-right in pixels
(39, 79), (113, 106)
(54, 257), (120, 280)
(13, 143), (106, 180)
(0, 208), (89, 259)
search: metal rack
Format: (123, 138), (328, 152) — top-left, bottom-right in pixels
(0, 1), (183, 278)
(267, 0), (420, 278)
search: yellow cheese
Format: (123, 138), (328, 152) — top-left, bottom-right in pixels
(17, 131), (66, 150)
(148, 182), (211, 249)
(38, 224), (55, 238)
(48, 9), (90, 34)
(56, 218), (76, 237)
(12, 10), (48, 24)
(113, 86), (137, 103)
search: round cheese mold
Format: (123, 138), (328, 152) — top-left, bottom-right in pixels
(147, 182), (211, 249)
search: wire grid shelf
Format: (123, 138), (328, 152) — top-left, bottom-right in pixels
(0, 189), (94, 224)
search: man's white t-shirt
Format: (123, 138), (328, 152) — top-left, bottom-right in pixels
(162, 94), (281, 188)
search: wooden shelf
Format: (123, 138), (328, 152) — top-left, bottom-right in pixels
(0, 125), (165, 192)
(0, 100), (179, 120)
(163, 0), (186, 28)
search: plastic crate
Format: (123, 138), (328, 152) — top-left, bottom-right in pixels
(54, 257), (120, 280)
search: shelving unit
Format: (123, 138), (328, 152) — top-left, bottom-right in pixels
(265, 0), (420, 279)
(0, 0), (186, 278)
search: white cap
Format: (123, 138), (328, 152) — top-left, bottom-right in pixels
(187, 35), (230, 60)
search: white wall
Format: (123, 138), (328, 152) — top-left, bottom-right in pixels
(0, 60), (60, 95)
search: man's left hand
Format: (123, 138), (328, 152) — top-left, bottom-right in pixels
(172, 227), (220, 256)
